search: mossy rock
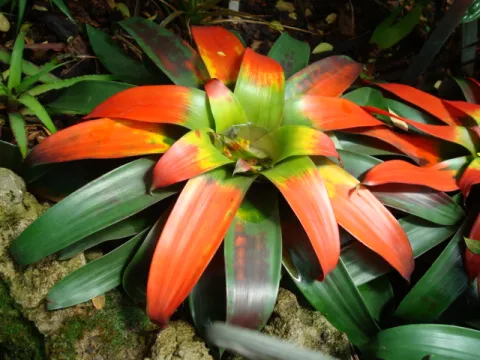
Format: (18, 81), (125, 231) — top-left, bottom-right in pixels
(46, 290), (158, 360)
(0, 279), (46, 360)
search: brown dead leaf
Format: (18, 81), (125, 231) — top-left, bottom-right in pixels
(92, 295), (106, 310)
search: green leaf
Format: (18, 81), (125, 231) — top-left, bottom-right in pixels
(120, 17), (208, 87)
(189, 247), (226, 337)
(343, 87), (386, 109)
(463, 0), (480, 22)
(86, 25), (152, 85)
(10, 157), (178, 265)
(371, 184), (464, 226)
(47, 229), (148, 310)
(336, 133), (401, 157)
(224, 186), (282, 329)
(282, 209), (379, 346)
(206, 322), (337, 360)
(0, 140), (23, 173)
(387, 98), (443, 125)
(51, 0), (74, 21)
(8, 32), (25, 91)
(16, 0), (26, 31)
(17, 93), (56, 133)
(402, 0), (475, 84)
(0, 49), (59, 84)
(27, 75), (116, 97)
(123, 208), (170, 303)
(267, 32), (310, 79)
(394, 223), (469, 323)
(44, 80), (134, 115)
(358, 276), (393, 324)
(8, 112), (27, 158)
(16, 58), (71, 93)
(370, 4), (423, 50)
(343, 215), (458, 286)
(465, 237), (480, 255)
(337, 149), (381, 179)
(362, 324), (480, 360)
(58, 205), (162, 261)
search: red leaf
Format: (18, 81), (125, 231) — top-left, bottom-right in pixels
(317, 158), (415, 281)
(285, 56), (363, 99)
(146, 169), (253, 326)
(283, 96), (383, 130)
(346, 126), (444, 166)
(362, 160), (459, 191)
(151, 129), (232, 189)
(373, 82), (462, 125)
(459, 158), (480, 198)
(26, 118), (177, 166)
(262, 156), (340, 279)
(85, 86), (213, 130)
(191, 26), (245, 85)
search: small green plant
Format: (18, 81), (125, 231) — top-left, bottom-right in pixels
(0, 32), (132, 157)
(0, 0), (73, 30)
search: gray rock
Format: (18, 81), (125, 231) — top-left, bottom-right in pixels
(0, 168), (157, 359)
(151, 320), (213, 360)
(0, 168), (87, 335)
(231, 288), (352, 360)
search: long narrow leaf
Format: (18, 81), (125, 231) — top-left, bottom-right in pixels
(268, 32), (310, 79)
(147, 168), (253, 325)
(191, 26), (244, 85)
(285, 56), (362, 99)
(120, 17), (208, 87)
(28, 75), (116, 97)
(8, 32), (25, 91)
(224, 187), (282, 329)
(206, 322), (337, 360)
(11, 158), (178, 264)
(47, 229), (148, 309)
(151, 128), (232, 188)
(8, 112), (27, 158)
(394, 223), (469, 322)
(316, 158), (414, 281)
(85, 85), (213, 129)
(262, 156), (340, 278)
(17, 93), (56, 133)
(234, 48), (284, 131)
(25, 118), (179, 166)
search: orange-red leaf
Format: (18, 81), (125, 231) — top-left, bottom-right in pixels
(316, 158), (414, 281)
(85, 85), (213, 130)
(234, 48), (285, 130)
(363, 106), (476, 155)
(26, 118), (177, 166)
(191, 26), (245, 85)
(152, 129), (232, 189)
(283, 96), (383, 130)
(146, 168), (253, 326)
(373, 82), (462, 125)
(362, 160), (459, 192)
(459, 157), (480, 198)
(346, 126), (443, 166)
(443, 100), (480, 126)
(261, 156), (340, 279)
(285, 55), (363, 99)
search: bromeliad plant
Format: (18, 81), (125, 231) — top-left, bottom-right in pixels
(10, 17), (476, 354)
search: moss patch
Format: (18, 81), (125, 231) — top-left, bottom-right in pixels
(46, 290), (157, 360)
(0, 280), (46, 360)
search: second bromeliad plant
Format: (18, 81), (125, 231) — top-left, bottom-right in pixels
(9, 18), (480, 358)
